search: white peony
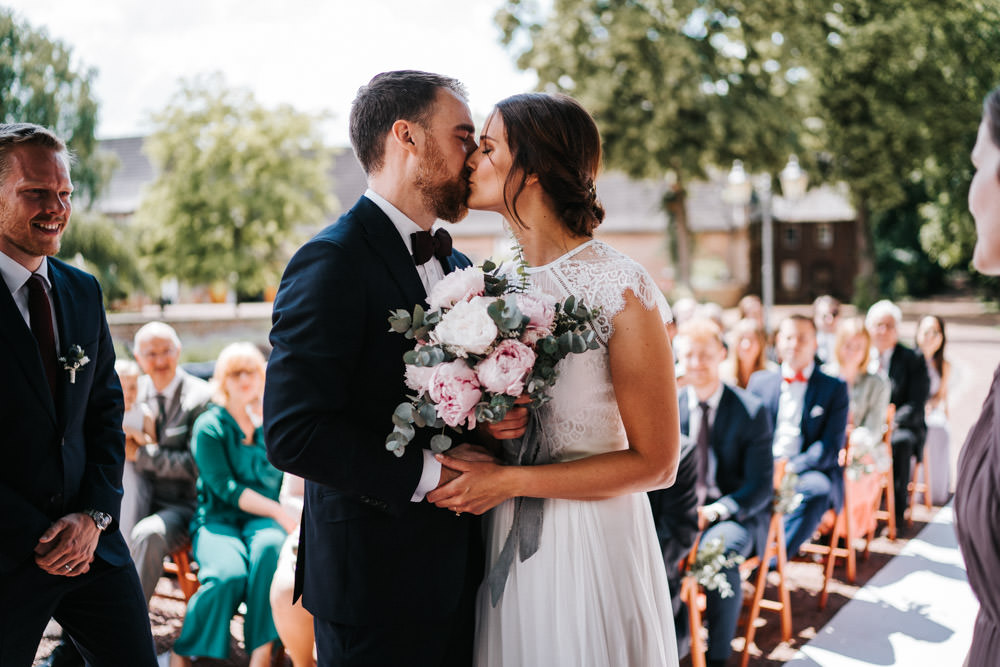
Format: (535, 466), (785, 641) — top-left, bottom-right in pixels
(431, 296), (499, 357)
(427, 266), (485, 312)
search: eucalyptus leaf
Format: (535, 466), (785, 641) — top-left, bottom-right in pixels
(430, 434), (453, 453)
(403, 350), (419, 365)
(419, 402), (438, 426)
(393, 423), (415, 440)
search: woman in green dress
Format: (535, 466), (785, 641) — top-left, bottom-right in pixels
(171, 343), (298, 667)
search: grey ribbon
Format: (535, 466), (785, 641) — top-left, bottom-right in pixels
(486, 408), (552, 606)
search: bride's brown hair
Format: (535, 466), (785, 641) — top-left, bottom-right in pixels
(490, 93), (605, 236)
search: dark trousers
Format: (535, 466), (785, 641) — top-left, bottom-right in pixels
(783, 470), (832, 558)
(700, 520), (755, 662)
(892, 429), (922, 523)
(0, 557), (156, 667)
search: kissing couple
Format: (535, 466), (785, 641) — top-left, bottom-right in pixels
(264, 70), (682, 667)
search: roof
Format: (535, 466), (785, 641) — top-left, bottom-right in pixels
(772, 183), (856, 223)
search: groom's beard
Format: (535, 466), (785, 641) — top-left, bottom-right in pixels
(415, 136), (469, 223)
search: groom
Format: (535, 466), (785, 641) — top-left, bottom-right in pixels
(264, 71), (484, 666)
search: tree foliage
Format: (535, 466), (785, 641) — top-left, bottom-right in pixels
(0, 9), (111, 205)
(496, 0), (1000, 298)
(58, 211), (149, 306)
(135, 75), (334, 301)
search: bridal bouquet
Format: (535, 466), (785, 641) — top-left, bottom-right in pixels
(385, 259), (599, 457)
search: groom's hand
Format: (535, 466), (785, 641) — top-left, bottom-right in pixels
(435, 443), (496, 489)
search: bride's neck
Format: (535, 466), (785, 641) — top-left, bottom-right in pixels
(507, 197), (588, 266)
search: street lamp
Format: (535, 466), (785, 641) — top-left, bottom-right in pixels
(725, 155), (809, 332)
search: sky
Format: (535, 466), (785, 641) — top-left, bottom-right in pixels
(5, 0), (538, 145)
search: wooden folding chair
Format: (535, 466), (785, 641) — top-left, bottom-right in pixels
(679, 534), (707, 667)
(160, 541), (200, 602)
(737, 508), (792, 667)
(870, 404), (897, 544)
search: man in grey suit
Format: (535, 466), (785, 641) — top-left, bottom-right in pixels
(128, 321), (211, 601)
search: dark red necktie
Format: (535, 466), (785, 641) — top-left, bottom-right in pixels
(695, 401), (711, 506)
(411, 228), (453, 265)
(27, 274), (58, 397)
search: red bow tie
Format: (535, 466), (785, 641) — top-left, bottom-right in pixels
(783, 370), (808, 384)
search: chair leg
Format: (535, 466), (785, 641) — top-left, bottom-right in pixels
(682, 577), (706, 667)
(740, 557), (770, 667)
(774, 521), (793, 642)
(885, 470), (896, 540)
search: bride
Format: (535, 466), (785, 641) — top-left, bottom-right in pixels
(427, 93), (681, 667)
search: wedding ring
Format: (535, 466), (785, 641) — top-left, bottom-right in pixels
(455, 511), (462, 517)
(64, 564), (72, 571)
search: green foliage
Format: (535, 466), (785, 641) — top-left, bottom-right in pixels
(871, 182), (947, 300)
(0, 9), (109, 205)
(497, 0), (1000, 297)
(687, 537), (745, 598)
(135, 74), (334, 301)
(58, 210), (149, 306)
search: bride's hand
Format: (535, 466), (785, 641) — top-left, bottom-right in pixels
(426, 455), (513, 515)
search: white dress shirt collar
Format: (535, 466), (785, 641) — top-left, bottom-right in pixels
(0, 249), (50, 295)
(364, 188), (430, 256)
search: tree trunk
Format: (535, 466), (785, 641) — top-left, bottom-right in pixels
(853, 198), (877, 307)
(664, 182), (692, 290)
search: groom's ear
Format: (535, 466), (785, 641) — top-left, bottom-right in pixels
(391, 120), (419, 153)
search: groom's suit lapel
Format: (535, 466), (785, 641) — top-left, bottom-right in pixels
(355, 196), (428, 309)
(49, 260), (77, 429)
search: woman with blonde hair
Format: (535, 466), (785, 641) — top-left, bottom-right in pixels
(171, 343), (297, 667)
(721, 317), (776, 389)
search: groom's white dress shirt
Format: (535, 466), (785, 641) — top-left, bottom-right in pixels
(365, 188), (446, 502)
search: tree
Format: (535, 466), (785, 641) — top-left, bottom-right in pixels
(496, 0), (814, 288)
(58, 211), (149, 306)
(0, 9), (111, 204)
(135, 75), (334, 302)
(496, 0), (1000, 299)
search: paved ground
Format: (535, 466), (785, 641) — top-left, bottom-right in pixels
(34, 296), (1000, 666)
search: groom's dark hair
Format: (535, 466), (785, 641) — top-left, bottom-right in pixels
(350, 70), (467, 175)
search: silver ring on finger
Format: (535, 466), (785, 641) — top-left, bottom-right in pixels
(64, 564), (73, 571)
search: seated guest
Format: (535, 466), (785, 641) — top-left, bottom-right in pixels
(915, 314), (952, 505)
(813, 295), (841, 365)
(721, 317), (777, 389)
(170, 343), (297, 667)
(670, 318), (774, 667)
(130, 321), (212, 602)
(747, 315), (849, 558)
(648, 422), (699, 660)
(822, 316), (891, 537)
(866, 300), (929, 526)
(115, 359), (156, 543)
(269, 473), (316, 667)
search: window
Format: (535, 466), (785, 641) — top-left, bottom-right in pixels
(816, 223), (834, 249)
(781, 260), (801, 292)
(782, 226), (800, 249)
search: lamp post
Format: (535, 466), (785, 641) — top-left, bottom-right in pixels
(725, 155), (808, 332)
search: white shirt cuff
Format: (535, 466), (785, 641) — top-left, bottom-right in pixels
(411, 449), (442, 502)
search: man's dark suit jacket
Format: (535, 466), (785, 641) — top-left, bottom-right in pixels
(264, 196), (475, 625)
(681, 385), (774, 558)
(0, 257), (128, 574)
(886, 342), (929, 451)
(747, 368), (849, 509)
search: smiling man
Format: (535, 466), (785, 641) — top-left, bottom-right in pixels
(0, 123), (156, 665)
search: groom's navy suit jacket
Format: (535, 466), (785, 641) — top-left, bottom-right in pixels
(679, 385), (774, 558)
(264, 196), (475, 624)
(746, 368), (849, 509)
(0, 257), (129, 575)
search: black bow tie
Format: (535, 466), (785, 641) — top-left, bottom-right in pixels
(411, 228), (453, 265)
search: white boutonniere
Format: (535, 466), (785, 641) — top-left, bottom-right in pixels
(58, 344), (90, 383)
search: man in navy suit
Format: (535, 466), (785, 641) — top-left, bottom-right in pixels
(662, 318), (773, 667)
(747, 314), (849, 560)
(264, 71), (488, 667)
(0, 123), (156, 665)
(866, 299), (929, 526)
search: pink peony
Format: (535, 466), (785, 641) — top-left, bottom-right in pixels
(427, 360), (482, 428)
(404, 362), (435, 394)
(516, 292), (557, 330)
(520, 327), (553, 347)
(476, 339), (537, 396)
(428, 266), (485, 312)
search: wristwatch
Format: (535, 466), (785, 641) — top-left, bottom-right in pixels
(83, 509), (112, 532)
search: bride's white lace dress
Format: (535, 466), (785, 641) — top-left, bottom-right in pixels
(475, 240), (679, 667)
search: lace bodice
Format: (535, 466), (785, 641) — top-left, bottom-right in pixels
(523, 240), (672, 461)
